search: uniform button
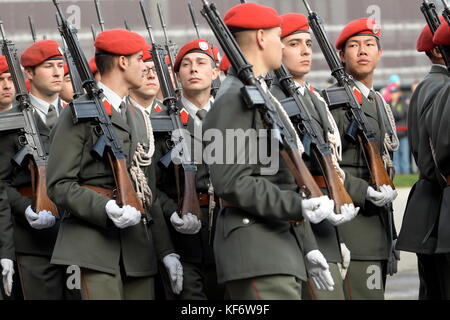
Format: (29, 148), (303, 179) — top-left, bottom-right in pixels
(242, 218), (250, 225)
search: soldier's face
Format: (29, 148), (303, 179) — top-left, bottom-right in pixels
(0, 72), (15, 109)
(26, 60), (64, 96)
(132, 60), (160, 99)
(177, 52), (218, 94)
(264, 27), (284, 71)
(59, 74), (74, 103)
(281, 32), (312, 77)
(339, 35), (382, 78)
(123, 51), (145, 90)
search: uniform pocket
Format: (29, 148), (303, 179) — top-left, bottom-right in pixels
(222, 208), (256, 238)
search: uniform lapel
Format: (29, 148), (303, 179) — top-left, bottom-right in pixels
(125, 102), (139, 161)
(305, 89), (330, 140)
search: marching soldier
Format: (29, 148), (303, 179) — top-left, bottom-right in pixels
(329, 18), (399, 299)
(396, 20), (450, 300)
(46, 29), (182, 300)
(203, 3), (335, 300)
(423, 22), (450, 300)
(0, 40), (72, 300)
(155, 38), (224, 300)
(270, 13), (359, 300)
(0, 56), (14, 112)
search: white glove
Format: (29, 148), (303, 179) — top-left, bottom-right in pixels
(170, 212), (202, 234)
(366, 185), (397, 207)
(305, 250), (334, 291)
(301, 195), (335, 224)
(162, 253), (183, 295)
(105, 200), (141, 229)
(25, 205), (56, 230)
(326, 203), (360, 226)
(337, 243), (351, 280)
(1, 259), (14, 297)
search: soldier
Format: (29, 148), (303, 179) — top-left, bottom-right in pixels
(203, 3), (336, 300)
(46, 29), (182, 300)
(396, 20), (450, 300)
(330, 18), (399, 299)
(0, 181), (14, 299)
(155, 38), (224, 300)
(0, 40), (72, 300)
(422, 22), (450, 300)
(270, 13), (359, 300)
(0, 56), (14, 112)
(59, 63), (73, 103)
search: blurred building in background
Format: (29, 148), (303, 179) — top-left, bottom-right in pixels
(0, 0), (444, 89)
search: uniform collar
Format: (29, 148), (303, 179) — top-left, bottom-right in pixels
(353, 80), (374, 98)
(128, 96), (155, 115)
(29, 93), (59, 115)
(181, 95), (212, 119)
(98, 81), (127, 113)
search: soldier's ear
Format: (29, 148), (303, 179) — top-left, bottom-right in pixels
(255, 29), (266, 50)
(24, 67), (34, 81)
(338, 50), (345, 63)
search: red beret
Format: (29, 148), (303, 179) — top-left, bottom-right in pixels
(417, 17), (445, 52)
(433, 20), (450, 46)
(224, 3), (281, 31)
(63, 62), (69, 76)
(174, 38), (215, 72)
(89, 57), (98, 74)
(142, 44), (153, 62)
(94, 29), (146, 56)
(335, 17), (381, 50)
(212, 45), (221, 63)
(219, 54), (231, 73)
(0, 56), (9, 74)
(20, 40), (63, 68)
(280, 13), (309, 38)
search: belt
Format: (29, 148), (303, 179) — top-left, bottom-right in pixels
(16, 186), (32, 198)
(81, 185), (116, 199)
(197, 192), (219, 207)
(219, 198), (303, 225)
(313, 176), (327, 189)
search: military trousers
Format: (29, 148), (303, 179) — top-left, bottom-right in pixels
(343, 260), (387, 300)
(225, 275), (303, 300)
(420, 253), (450, 300)
(178, 261), (224, 300)
(302, 262), (345, 300)
(80, 267), (155, 300)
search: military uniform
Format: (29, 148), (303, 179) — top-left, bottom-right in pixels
(271, 81), (345, 300)
(397, 64), (449, 299)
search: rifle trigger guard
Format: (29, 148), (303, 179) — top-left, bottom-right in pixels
(18, 134), (27, 147)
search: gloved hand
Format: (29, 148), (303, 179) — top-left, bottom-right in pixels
(326, 203), (360, 226)
(1, 258), (14, 297)
(337, 243), (351, 280)
(162, 253), (183, 294)
(170, 212), (202, 234)
(366, 185), (397, 207)
(301, 196), (335, 224)
(387, 239), (400, 276)
(305, 250), (334, 291)
(25, 205), (56, 230)
(105, 200), (141, 229)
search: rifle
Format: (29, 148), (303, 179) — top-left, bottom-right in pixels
(91, 24), (97, 41)
(200, 1), (322, 213)
(156, 1), (183, 97)
(187, 1), (221, 97)
(55, 14), (84, 100)
(94, 0), (105, 32)
(441, 0), (450, 26)
(28, 16), (37, 42)
(273, 64), (353, 213)
(421, 0), (450, 70)
(140, 0), (202, 219)
(52, 0), (149, 227)
(124, 19), (131, 31)
(302, 0), (394, 190)
(0, 19), (58, 216)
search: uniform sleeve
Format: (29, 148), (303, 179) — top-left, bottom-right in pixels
(204, 81), (304, 222)
(0, 183), (15, 260)
(300, 220), (319, 254)
(46, 107), (110, 229)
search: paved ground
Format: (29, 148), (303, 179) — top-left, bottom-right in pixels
(384, 187), (420, 300)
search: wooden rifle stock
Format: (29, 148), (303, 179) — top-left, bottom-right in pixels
(180, 169), (202, 219)
(314, 151), (352, 213)
(360, 136), (394, 189)
(107, 153), (144, 214)
(28, 160), (58, 217)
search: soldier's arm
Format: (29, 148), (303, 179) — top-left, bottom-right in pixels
(0, 182), (15, 261)
(204, 82), (304, 222)
(300, 220), (319, 254)
(46, 107), (111, 228)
